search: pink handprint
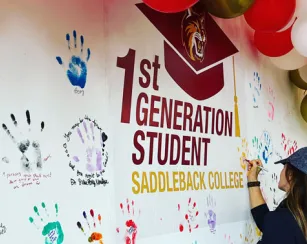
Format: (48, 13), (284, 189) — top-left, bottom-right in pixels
(267, 86), (275, 121)
(224, 234), (234, 244)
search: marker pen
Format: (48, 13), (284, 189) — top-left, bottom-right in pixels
(244, 159), (269, 172)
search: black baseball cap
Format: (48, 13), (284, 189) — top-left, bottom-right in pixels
(275, 147), (307, 174)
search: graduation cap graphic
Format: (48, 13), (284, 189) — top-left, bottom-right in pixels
(136, 2), (239, 101)
(136, 2), (241, 137)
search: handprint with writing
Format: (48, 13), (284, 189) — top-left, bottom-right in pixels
(178, 198), (199, 233)
(29, 202), (64, 244)
(117, 199), (140, 244)
(56, 30), (91, 89)
(2, 110), (45, 171)
(204, 194), (217, 233)
(77, 209), (103, 244)
(72, 121), (108, 173)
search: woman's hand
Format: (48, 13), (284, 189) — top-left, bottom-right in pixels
(247, 159), (263, 182)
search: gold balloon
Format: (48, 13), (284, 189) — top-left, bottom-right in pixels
(300, 95), (307, 122)
(201, 0), (255, 19)
(289, 67), (307, 90)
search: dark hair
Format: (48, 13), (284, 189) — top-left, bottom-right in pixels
(285, 163), (307, 240)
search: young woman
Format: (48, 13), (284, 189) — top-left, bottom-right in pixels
(247, 147), (307, 244)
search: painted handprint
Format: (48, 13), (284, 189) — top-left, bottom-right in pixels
(178, 198), (199, 233)
(204, 194), (216, 233)
(72, 120), (108, 173)
(270, 187), (278, 210)
(29, 202), (64, 244)
(237, 138), (250, 170)
(267, 86), (275, 121)
(259, 131), (273, 164)
(56, 30), (91, 89)
(77, 209), (103, 244)
(117, 199), (140, 244)
(281, 133), (298, 156)
(260, 178), (268, 202)
(224, 234), (234, 244)
(249, 72), (262, 108)
(271, 173), (278, 183)
(240, 222), (255, 244)
(2, 110), (45, 171)
(251, 136), (261, 159)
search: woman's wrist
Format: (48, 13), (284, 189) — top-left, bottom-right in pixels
(247, 177), (258, 182)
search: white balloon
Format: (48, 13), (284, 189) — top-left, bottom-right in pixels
(270, 49), (307, 70)
(291, 18), (307, 57)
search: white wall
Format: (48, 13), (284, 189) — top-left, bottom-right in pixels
(0, 0), (306, 244)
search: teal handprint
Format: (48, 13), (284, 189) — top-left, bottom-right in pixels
(29, 202), (64, 244)
(251, 136), (261, 159)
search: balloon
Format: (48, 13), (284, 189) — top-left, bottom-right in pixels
(300, 95), (307, 123)
(142, 0), (198, 13)
(244, 0), (296, 32)
(200, 0), (255, 19)
(270, 49), (307, 70)
(254, 25), (293, 57)
(291, 18), (307, 57)
(289, 65), (307, 90)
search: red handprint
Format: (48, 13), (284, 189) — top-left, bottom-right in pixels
(116, 199), (140, 244)
(281, 133), (298, 156)
(178, 198), (199, 233)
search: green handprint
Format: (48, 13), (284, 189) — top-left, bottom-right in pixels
(29, 202), (64, 244)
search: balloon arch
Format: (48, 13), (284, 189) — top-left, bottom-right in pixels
(142, 0), (307, 122)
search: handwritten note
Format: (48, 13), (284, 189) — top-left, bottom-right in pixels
(70, 170), (109, 187)
(2, 172), (52, 189)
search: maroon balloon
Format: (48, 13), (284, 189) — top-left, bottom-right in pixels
(143, 0), (199, 13)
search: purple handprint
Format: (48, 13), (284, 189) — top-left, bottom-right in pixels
(205, 194), (217, 233)
(73, 121), (108, 173)
(207, 209), (216, 231)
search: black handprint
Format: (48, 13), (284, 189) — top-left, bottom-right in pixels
(2, 110), (45, 171)
(270, 187), (278, 209)
(271, 173), (278, 183)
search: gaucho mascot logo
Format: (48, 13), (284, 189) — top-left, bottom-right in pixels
(182, 8), (207, 63)
(136, 2), (238, 100)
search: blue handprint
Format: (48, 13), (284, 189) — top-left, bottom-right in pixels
(56, 30), (91, 89)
